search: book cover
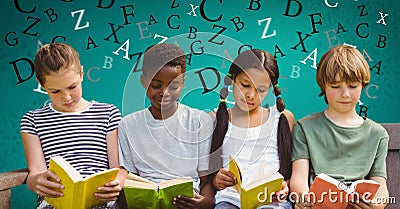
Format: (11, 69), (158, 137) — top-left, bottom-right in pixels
(123, 173), (194, 209)
(46, 156), (120, 209)
(309, 173), (380, 209)
(228, 156), (284, 209)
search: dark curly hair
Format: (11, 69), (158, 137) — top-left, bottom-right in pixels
(142, 43), (186, 77)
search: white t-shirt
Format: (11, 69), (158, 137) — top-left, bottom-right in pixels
(215, 105), (280, 207)
(118, 103), (213, 191)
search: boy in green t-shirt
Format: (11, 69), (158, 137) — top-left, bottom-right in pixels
(290, 45), (389, 209)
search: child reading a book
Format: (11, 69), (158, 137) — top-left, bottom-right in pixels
(117, 43), (215, 208)
(290, 45), (389, 209)
(209, 49), (295, 209)
(20, 43), (123, 209)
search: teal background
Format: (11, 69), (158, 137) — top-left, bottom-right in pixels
(1, 1), (399, 208)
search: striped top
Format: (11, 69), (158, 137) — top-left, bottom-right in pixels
(20, 101), (121, 177)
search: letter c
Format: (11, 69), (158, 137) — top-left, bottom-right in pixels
(87, 67), (100, 82)
(324, 0), (338, 7)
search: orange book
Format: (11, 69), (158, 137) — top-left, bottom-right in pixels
(309, 173), (380, 209)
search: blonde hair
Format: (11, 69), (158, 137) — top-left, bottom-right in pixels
(34, 42), (81, 85)
(316, 45), (370, 98)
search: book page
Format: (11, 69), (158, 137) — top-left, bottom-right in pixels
(124, 178), (158, 190)
(228, 156), (242, 193)
(127, 173), (155, 184)
(245, 168), (283, 190)
(351, 180), (380, 200)
(46, 156), (82, 209)
(159, 177), (192, 189)
(82, 168), (119, 208)
(50, 156), (82, 182)
(315, 173), (341, 186)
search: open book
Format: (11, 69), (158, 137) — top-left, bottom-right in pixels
(123, 173), (194, 209)
(46, 156), (120, 209)
(309, 173), (381, 209)
(228, 156), (284, 209)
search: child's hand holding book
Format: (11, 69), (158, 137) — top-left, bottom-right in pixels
(27, 169), (64, 198)
(173, 193), (215, 209)
(212, 168), (238, 190)
(94, 178), (122, 202)
(228, 156), (285, 209)
(271, 180), (289, 203)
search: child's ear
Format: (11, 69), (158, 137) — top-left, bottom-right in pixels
(80, 66), (84, 81)
(181, 76), (185, 87)
(36, 78), (45, 89)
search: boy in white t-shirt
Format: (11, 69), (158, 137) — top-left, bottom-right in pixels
(118, 43), (215, 208)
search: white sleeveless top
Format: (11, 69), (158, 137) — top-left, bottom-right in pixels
(215, 105), (280, 206)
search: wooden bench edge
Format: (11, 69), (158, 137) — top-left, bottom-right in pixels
(0, 168), (28, 191)
(381, 123), (400, 150)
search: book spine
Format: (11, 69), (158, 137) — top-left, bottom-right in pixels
(75, 180), (85, 208)
(240, 188), (248, 209)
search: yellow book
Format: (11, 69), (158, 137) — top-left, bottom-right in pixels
(123, 173), (194, 209)
(46, 156), (120, 209)
(229, 156), (284, 209)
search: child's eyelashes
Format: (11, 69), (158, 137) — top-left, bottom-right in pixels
(150, 84), (161, 89)
(169, 85), (180, 90)
(150, 84), (181, 91)
(329, 83), (360, 89)
(240, 83), (267, 93)
(241, 83), (250, 88)
(48, 84), (77, 93)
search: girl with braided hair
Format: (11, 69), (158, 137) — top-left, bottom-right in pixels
(209, 49), (295, 209)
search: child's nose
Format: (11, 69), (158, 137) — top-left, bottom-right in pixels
(159, 86), (170, 96)
(341, 88), (350, 97)
(246, 89), (256, 99)
(62, 91), (72, 100)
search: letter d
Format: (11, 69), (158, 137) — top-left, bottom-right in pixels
(194, 67), (220, 94)
(258, 187), (268, 202)
(9, 58), (34, 84)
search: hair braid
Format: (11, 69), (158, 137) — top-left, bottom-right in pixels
(210, 75), (232, 154)
(262, 51), (292, 180)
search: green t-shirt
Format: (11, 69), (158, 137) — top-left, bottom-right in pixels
(292, 111), (388, 186)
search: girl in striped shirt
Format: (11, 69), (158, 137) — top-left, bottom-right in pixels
(20, 43), (122, 209)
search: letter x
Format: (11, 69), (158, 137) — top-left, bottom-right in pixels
(376, 12), (388, 25)
(187, 4), (199, 17)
